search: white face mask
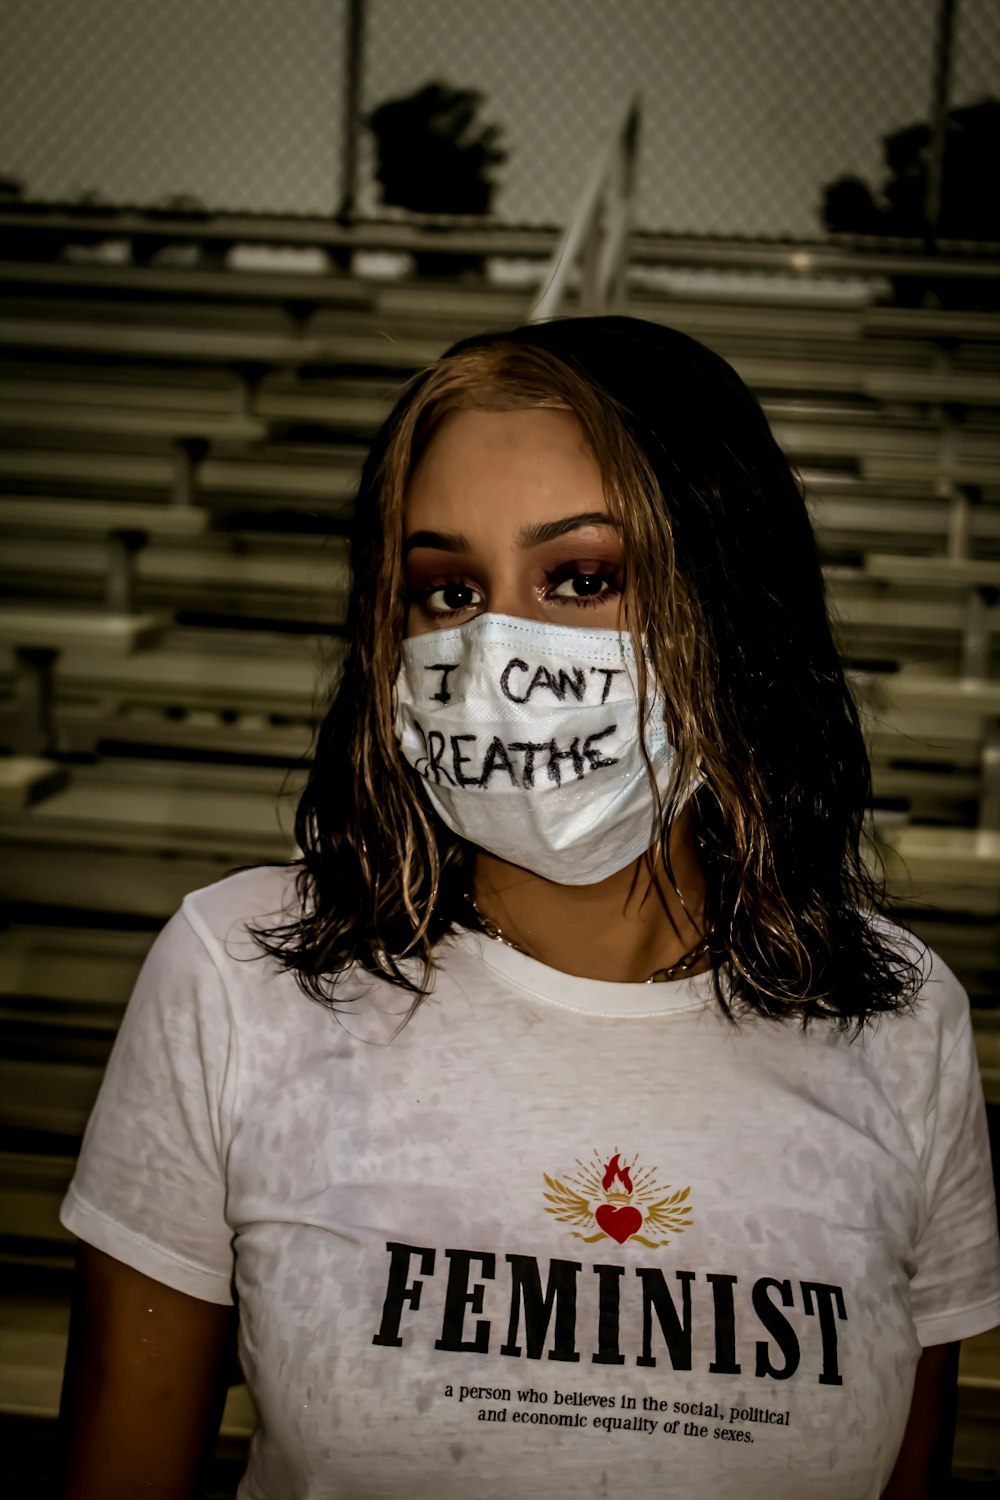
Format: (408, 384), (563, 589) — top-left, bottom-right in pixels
(394, 613), (703, 886)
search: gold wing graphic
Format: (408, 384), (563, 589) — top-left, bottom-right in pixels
(542, 1173), (593, 1228)
(642, 1185), (693, 1240)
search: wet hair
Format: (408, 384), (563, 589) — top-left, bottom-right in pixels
(250, 314), (925, 1035)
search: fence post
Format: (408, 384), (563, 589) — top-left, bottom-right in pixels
(337, 0), (367, 220)
(925, 0), (957, 244)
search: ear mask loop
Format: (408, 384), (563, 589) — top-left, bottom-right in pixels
(395, 612), (703, 886)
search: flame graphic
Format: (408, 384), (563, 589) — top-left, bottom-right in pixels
(601, 1153), (633, 1194)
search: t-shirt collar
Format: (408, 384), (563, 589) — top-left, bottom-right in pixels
(448, 926), (719, 1018)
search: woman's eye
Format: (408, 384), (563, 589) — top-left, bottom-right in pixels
(423, 581), (483, 614)
(550, 572), (616, 602)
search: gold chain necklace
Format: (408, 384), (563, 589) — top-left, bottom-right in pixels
(467, 893), (710, 984)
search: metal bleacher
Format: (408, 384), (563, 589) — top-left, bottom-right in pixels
(2, 134), (1000, 1492)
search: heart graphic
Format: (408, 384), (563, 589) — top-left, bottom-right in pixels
(595, 1204), (643, 1244)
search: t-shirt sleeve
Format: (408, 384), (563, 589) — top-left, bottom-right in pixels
(909, 999), (1000, 1346)
(58, 904), (238, 1305)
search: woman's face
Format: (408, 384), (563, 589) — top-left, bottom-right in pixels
(404, 407), (626, 638)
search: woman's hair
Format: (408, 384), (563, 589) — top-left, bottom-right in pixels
(250, 314), (925, 1034)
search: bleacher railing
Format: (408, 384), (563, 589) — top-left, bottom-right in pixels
(529, 97), (640, 323)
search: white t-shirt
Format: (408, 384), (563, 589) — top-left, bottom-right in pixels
(60, 865), (1000, 1500)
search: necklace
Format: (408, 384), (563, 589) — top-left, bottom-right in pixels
(467, 892), (711, 984)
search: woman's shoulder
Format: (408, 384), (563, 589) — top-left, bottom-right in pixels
(863, 909), (973, 1059)
(178, 862), (303, 966)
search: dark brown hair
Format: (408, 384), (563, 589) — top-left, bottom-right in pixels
(250, 315), (926, 1035)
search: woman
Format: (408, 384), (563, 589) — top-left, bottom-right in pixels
(57, 316), (1000, 1499)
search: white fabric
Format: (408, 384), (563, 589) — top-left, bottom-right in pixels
(395, 613), (703, 884)
(60, 865), (1000, 1500)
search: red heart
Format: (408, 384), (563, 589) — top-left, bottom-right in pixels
(595, 1204), (643, 1244)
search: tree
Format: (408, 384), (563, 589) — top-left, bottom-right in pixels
(367, 81), (507, 276)
(821, 98), (1000, 306)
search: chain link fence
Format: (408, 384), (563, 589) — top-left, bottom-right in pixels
(1, 0), (997, 240)
(0, 0), (346, 215)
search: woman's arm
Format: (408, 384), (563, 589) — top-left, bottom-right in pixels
(57, 1241), (239, 1500)
(881, 1340), (961, 1500)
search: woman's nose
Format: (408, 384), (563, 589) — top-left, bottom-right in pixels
(482, 573), (548, 622)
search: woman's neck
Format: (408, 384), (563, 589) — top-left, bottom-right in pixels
(469, 804), (711, 984)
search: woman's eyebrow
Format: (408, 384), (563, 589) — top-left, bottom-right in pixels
(404, 528), (470, 555)
(519, 512), (621, 546)
(404, 512), (621, 556)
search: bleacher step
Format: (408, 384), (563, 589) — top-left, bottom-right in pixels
(0, 759), (69, 810)
(0, 605), (162, 654)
